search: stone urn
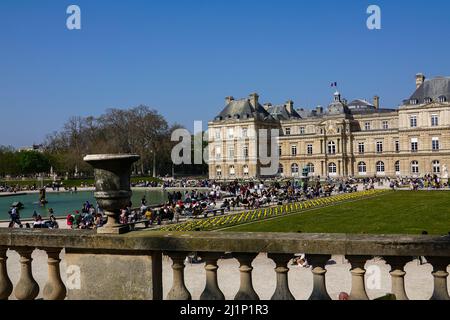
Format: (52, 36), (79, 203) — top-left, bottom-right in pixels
(83, 154), (140, 234)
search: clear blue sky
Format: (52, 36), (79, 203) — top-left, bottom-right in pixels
(1, 0), (450, 147)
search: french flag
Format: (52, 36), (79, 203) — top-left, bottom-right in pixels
(331, 82), (337, 87)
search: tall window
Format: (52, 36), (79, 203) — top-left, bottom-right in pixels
(328, 141), (336, 155)
(216, 166), (222, 177)
(358, 142), (365, 154)
(328, 163), (337, 174)
(229, 165), (236, 176)
(382, 121), (389, 130)
(395, 140), (400, 153)
(300, 127), (305, 134)
(227, 128), (234, 139)
(306, 163), (315, 174)
(279, 145), (282, 156)
(215, 146), (221, 159)
(242, 127), (248, 138)
(307, 144), (313, 155)
(376, 141), (383, 154)
(243, 165), (249, 176)
(215, 129), (221, 139)
(358, 162), (367, 174)
(278, 164), (284, 174)
(411, 138), (418, 152)
(432, 137), (440, 151)
(411, 161), (419, 174)
(365, 122), (371, 131)
(395, 161), (400, 174)
(291, 145), (297, 156)
(291, 163), (299, 175)
(376, 161), (385, 174)
(431, 114), (439, 127)
(433, 160), (440, 174)
(228, 146), (235, 159)
(410, 116), (417, 128)
(285, 128), (291, 135)
(439, 96), (447, 103)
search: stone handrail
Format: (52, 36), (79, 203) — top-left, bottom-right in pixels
(0, 228), (449, 300)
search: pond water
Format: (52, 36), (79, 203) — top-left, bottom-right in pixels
(0, 189), (170, 220)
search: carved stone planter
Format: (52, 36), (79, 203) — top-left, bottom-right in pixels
(84, 154), (140, 234)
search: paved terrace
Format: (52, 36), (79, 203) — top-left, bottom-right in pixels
(0, 229), (449, 300)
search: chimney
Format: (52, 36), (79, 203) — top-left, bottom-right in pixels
(416, 73), (425, 89)
(316, 106), (324, 114)
(249, 93), (259, 107)
(285, 100), (294, 114)
(373, 96), (380, 109)
(225, 96), (234, 104)
(263, 103), (272, 111)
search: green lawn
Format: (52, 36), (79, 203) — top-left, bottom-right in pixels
(224, 191), (450, 235)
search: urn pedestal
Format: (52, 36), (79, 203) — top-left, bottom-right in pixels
(83, 154), (140, 234)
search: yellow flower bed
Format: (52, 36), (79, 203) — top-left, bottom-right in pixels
(158, 189), (388, 232)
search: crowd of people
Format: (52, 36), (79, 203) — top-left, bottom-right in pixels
(4, 174), (450, 230)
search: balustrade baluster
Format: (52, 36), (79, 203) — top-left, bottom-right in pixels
(14, 247), (39, 300)
(307, 254), (331, 300)
(0, 247), (13, 300)
(427, 257), (450, 300)
(43, 248), (66, 300)
(385, 256), (410, 300)
(200, 252), (225, 300)
(268, 253), (295, 300)
(234, 253), (259, 300)
(347, 255), (371, 300)
(166, 252), (191, 300)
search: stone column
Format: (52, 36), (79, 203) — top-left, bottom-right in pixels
(14, 247), (39, 300)
(0, 247), (13, 300)
(43, 248), (66, 300)
(234, 253), (259, 300)
(166, 252), (191, 300)
(427, 257), (450, 300)
(307, 254), (331, 300)
(385, 256), (410, 300)
(200, 253), (225, 300)
(347, 255), (371, 300)
(268, 253), (295, 300)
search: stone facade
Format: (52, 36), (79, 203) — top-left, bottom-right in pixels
(208, 74), (450, 180)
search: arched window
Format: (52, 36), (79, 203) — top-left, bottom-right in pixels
(424, 97), (432, 104)
(243, 165), (249, 176)
(439, 95), (447, 103)
(376, 161), (385, 174)
(306, 163), (315, 174)
(411, 161), (419, 174)
(229, 165), (236, 176)
(433, 160), (440, 174)
(395, 161), (400, 174)
(278, 164), (284, 174)
(216, 166), (222, 177)
(328, 162), (337, 175)
(358, 162), (367, 174)
(291, 163), (299, 175)
(328, 141), (336, 155)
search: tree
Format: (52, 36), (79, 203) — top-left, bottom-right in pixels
(17, 151), (51, 175)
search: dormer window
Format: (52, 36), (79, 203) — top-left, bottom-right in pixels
(424, 97), (432, 104)
(410, 99), (418, 105)
(438, 96), (447, 103)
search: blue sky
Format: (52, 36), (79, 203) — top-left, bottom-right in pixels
(1, 0), (450, 147)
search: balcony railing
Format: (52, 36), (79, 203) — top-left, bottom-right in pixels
(0, 228), (449, 300)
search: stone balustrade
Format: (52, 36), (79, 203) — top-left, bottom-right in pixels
(0, 228), (449, 300)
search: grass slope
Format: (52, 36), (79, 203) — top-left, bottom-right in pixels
(224, 191), (450, 235)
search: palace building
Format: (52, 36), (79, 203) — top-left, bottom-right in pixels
(207, 74), (450, 180)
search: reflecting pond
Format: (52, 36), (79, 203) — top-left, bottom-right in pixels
(0, 189), (170, 220)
